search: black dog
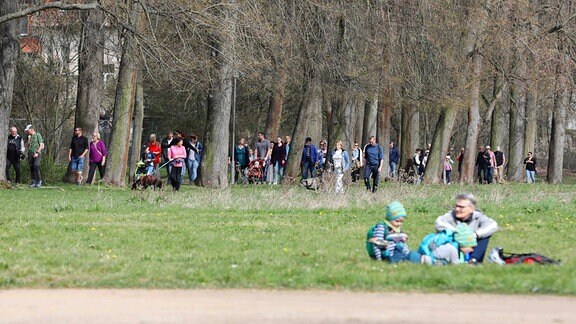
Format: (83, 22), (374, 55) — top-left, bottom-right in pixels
(132, 175), (163, 191)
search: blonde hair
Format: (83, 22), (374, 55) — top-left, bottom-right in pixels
(92, 132), (101, 140)
(150, 134), (157, 141)
(336, 140), (343, 148)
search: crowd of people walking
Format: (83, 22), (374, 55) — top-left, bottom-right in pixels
(6, 124), (542, 189)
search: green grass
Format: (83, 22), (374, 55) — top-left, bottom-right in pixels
(1, 181), (575, 295)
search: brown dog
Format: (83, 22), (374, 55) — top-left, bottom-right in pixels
(132, 175), (163, 190)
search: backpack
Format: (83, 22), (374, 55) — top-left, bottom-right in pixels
(488, 247), (560, 265)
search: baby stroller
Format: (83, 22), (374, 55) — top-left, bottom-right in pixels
(246, 158), (266, 184)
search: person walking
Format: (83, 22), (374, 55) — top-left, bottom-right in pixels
(86, 132), (107, 184)
(389, 141), (399, 178)
(6, 126), (25, 184)
(68, 127), (89, 185)
(363, 135), (384, 193)
(524, 152), (537, 183)
(24, 124), (44, 188)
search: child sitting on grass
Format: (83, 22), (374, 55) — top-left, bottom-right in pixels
(418, 223), (477, 265)
(366, 201), (421, 263)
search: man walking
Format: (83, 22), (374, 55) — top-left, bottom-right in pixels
(300, 137), (318, 180)
(69, 127), (89, 185)
(24, 125), (44, 188)
(494, 146), (506, 183)
(363, 136), (384, 193)
(6, 126), (25, 184)
(255, 132), (271, 183)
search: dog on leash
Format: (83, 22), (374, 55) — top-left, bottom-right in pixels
(132, 175), (163, 190)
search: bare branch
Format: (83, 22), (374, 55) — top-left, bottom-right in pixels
(0, 1), (100, 24)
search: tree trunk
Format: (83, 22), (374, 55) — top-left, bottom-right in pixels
(103, 2), (145, 186)
(378, 89), (392, 175)
(264, 67), (286, 141)
(129, 70), (144, 184)
(523, 84), (537, 155)
(490, 84), (507, 153)
(354, 97), (364, 146)
(200, 2), (236, 189)
(507, 72), (526, 182)
(461, 24), (484, 184)
(285, 76), (322, 178)
(68, 7), (104, 183)
(425, 106), (458, 184)
(363, 95), (378, 144)
(400, 102), (419, 169)
(0, 0), (18, 183)
(547, 55), (568, 184)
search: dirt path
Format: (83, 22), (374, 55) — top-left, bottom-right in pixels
(1, 289), (574, 323)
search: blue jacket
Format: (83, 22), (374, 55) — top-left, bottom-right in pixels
(364, 144), (384, 166)
(328, 149), (350, 171)
(301, 144), (318, 165)
(389, 146), (399, 164)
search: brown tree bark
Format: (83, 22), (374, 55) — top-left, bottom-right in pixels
(378, 88), (392, 177)
(400, 102), (419, 170)
(424, 106), (458, 184)
(507, 64), (526, 182)
(285, 76), (322, 178)
(0, 0), (18, 182)
(460, 18), (484, 184)
(363, 95), (378, 144)
(264, 67), (286, 141)
(200, 2), (236, 189)
(129, 71), (144, 184)
(547, 54), (569, 184)
(67, 7), (104, 183)
(103, 1), (145, 186)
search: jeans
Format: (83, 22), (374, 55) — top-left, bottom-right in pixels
(187, 159), (199, 182)
(28, 153), (42, 183)
(485, 167), (494, 184)
(444, 170), (452, 184)
(471, 236), (492, 263)
(6, 158), (21, 183)
(363, 164), (380, 192)
(302, 161), (315, 179)
(273, 161), (284, 184)
(389, 161), (397, 178)
(526, 170), (536, 183)
(71, 157), (85, 172)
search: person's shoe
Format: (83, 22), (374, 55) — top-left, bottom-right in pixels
(35, 180), (42, 188)
(29, 181), (36, 188)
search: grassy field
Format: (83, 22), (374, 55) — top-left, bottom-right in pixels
(1, 180), (575, 295)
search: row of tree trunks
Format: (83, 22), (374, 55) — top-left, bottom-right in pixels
(0, 1), (18, 182)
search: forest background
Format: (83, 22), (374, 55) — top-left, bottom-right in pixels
(1, 0), (576, 188)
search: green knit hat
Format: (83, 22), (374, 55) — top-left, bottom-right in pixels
(385, 201), (407, 221)
(454, 224), (477, 247)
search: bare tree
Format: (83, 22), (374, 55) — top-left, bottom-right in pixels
(0, 0), (18, 182)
